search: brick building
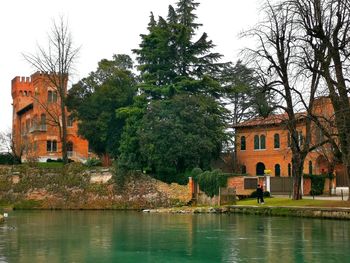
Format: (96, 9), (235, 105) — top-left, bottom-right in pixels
(234, 97), (347, 186)
(11, 72), (90, 162)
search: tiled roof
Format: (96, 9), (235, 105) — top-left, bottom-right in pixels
(234, 112), (306, 128)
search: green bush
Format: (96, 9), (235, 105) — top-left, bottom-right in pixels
(85, 158), (102, 167)
(304, 174), (326, 196)
(195, 169), (229, 197)
(13, 200), (42, 210)
(0, 153), (19, 165)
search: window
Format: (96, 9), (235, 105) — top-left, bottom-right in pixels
(275, 164), (281, 176)
(47, 140), (57, 152)
(67, 115), (74, 127)
(48, 90), (58, 103)
(240, 136), (246, 150)
(288, 163), (291, 177)
(24, 91), (28, 96)
(274, 134), (280, 149)
(298, 131), (303, 146)
(316, 127), (324, 144)
(33, 141), (38, 152)
(254, 134), (266, 150)
(40, 114), (46, 130)
(26, 119), (30, 133)
(309, 161), (313, 175)
(241, 165), (247, 174)
(260, 135), (266, 149)
(67, 141), (73, 157)
(254, 135), (259, 150)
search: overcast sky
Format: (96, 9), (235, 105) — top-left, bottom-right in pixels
(0, 0), (263, 133)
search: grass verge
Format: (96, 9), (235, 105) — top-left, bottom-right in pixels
(237, 197), (350, 208)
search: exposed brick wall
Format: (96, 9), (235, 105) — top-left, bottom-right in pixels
(12, 72), (89, 162)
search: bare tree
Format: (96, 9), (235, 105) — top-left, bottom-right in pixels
(23, 17), (79, 164)
(242, 1), (323, 199)
(0, 129), (22, 163)
(290, 0), (350, 198)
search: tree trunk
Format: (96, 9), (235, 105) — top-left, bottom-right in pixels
(292, 154), (304, 200)
(60, 91), (68, 164)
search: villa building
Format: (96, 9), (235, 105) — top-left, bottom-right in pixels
(11, 72), (90, 162)
(234, 97), (347, 188)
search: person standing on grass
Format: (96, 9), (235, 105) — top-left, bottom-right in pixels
(257, 184), (264, 204)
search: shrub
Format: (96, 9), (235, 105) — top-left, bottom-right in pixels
(0, 153), (19, 165)
(196, 169), (229, 197)
(85, 158), (102, 167)
(304, 174), (326, 196)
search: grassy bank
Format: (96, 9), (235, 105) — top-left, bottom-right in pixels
(237, 197), (350, 208)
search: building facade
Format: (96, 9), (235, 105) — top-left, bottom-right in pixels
(235, 97), (346, 184)
(12, 72), (90, 162)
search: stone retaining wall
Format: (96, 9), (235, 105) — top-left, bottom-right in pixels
(146, 205), (350, 220)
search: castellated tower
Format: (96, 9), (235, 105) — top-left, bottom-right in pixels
(11, 72), (90, 162)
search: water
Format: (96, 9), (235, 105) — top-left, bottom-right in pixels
(0, 211), (349, 262)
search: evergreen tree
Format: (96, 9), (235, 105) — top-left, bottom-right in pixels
(119, 0), (229, 183)
(67, 54), (137, 159)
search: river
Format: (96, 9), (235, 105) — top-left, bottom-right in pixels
(0, 211), (349, 262)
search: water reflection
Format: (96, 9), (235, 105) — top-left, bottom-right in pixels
(0, 211), (349, 262)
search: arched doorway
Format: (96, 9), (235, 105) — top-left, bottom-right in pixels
(316, 155), (329, 174)
(256, 162), (265, 175)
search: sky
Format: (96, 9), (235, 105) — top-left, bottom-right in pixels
(0, 0), (263, 133)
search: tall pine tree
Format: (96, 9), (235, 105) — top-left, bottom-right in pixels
(119, 0), (229, 183)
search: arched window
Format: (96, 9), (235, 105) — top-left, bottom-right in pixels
(24, 91), (28, 96)
(288, 163), (291, 177)
(274, 134), (280, 149)
(67, 141), (73, 157)
(275, 164), (281, 176)
(241, 165), (247, 174)
(48, 90), (58, 103)
(240, 136), (246, 150)
(260, 135), (266, 149)
(40, 114), (46, 130)
(67, 115), (74, 127)
(309, 161), (313, 175)
(26, 119), (30, 133)
(254, 135), (259, 150)
(298, 131), (304, 146)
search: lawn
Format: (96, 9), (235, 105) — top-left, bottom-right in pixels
(237, 197), (350, 208)
(36, 162), (64, 168)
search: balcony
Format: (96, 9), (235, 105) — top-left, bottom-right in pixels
(29, 125), (47, 133)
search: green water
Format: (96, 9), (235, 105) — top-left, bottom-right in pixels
(0, 211), (349, 262)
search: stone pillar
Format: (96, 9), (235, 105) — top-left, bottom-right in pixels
(265, 175), (271, 192)
(301, 176), (304, 196)
(188, 177), (194, 198)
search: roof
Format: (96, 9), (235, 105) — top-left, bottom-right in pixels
(234, 112), (306, 128)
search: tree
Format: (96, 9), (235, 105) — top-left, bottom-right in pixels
(220, 60), (276, 171)
(0, 130), (22, 164)
(23, 17), (79, 164)
(67, 54), (137, 164)
(243, 1), (322, 199)
(289, 0), (350, 199)
(119, 0), (229, 183)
